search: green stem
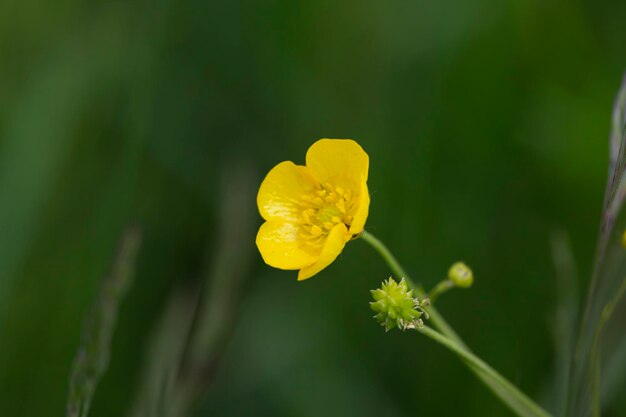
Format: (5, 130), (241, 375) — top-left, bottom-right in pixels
(361, 230), (463, 345)
(360, 230), (413, 288)
(360, 230), (553, 417)
(417, 326), (552, 417)
(428, 279), (454, 303)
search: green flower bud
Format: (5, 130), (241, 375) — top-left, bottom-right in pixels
(448, 262), (473, 288)
(370, 277), (428, 331)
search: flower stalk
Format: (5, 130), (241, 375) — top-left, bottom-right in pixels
(427, 280), (454, 303)
(428, 262), (474, 303)
(416, 326), (552, 417)
(360, 230), (462, 342)
(363, 231), (553, 417)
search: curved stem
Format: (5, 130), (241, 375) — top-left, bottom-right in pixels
(360, 230), (553, 417)
(360, 230), (463, 345)
(417, 326), (552, 417)
(428, 279), (454, 303)
(360, 230), (413, 288)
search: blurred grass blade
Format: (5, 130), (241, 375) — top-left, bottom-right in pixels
(128, 284), (200, 417)
(66, 227), (142, 417)
(567, 75), (626, 417)
(185, 161), (257, 367)
(602, 332), (626, 403)
(544, 230), (578, 417)
(605, 74), (626, 216)
(129, 160), (256, 417)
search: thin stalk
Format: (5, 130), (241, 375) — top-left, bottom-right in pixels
(428, 279), (454, 303)
(417, 326), (552, 417)
(360, 230), (463, 345)
(360, 230), (553, 417)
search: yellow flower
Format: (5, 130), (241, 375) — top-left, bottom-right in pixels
(256, 139), (370, 280)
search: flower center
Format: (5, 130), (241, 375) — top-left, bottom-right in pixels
(300, 182), (354, 238)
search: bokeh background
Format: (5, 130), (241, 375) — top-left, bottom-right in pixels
(1, 0), (626, 416)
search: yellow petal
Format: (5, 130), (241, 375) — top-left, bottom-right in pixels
(297, 223), (350, 280)
(257, 161), (318, 222)
(306, 139), (369, 191)
(256, 221), (319, 270)
(349, 178), (369, 235)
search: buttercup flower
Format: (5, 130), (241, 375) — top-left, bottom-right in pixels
(256, 139), (370, 280)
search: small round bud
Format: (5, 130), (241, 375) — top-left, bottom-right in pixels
(448, 262), (473, 288)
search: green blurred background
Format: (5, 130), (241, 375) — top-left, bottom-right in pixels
(1, 0), (626, 416)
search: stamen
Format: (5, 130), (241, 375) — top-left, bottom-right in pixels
(336, 199), (346, 213)
(299, 183), (358, 237)
(310, 225), (323, 236)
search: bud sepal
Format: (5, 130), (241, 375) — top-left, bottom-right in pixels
(448, 262), (473, 288)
